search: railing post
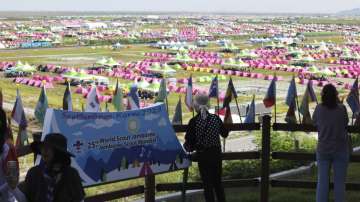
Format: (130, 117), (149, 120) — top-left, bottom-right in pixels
(145, 174), (155, 202)
(181, 168), (189, 202)
(261, 115), (271, 202)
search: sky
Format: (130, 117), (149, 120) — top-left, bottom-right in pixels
(0, 0), (359, 13)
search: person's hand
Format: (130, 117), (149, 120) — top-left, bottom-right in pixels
(6, 174), (19, 190)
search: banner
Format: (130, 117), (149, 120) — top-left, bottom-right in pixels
(41, 103), (190, 186)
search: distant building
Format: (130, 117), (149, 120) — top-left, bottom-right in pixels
(82, 22), (108, 30)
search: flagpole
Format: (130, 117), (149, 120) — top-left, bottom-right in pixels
(274, 73), (277, 124)
(295, 94), (302, 124)
(234, 98), (243, 123)
(216, 75), (220, 115)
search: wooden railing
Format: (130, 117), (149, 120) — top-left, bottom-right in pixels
(16, 115), (360, 202)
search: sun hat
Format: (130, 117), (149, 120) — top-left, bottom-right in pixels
(41, 133), (75, 157)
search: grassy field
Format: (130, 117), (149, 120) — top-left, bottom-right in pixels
(163, 163), (360, 202)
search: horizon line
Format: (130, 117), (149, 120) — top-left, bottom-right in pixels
(0, 10), (338, 15)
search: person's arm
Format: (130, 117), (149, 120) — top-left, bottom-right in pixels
(183, 118), (196, 152)
(218, 116), (229, 138)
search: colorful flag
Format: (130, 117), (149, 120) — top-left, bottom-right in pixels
(222, 78), (237, 108)
(346, 78), (359, 114)
(128, 85), (140, 110)
(285, 77), (298, 124)
(34, 85), (49, 125)
(223, 106), (233, 124)
(85, 86), (100, 112)
(263, 78), (276, 108)
(112, 79), (124, 112)
(185, 75), (193, 111)
(208, 76), (219, 98)
(244, 96), (256, 123)
(172, 97), (183, 125)
(63, 82), (72, 111)
(11, 89), (27, 128)
(299, 81), (317, 124)
(154, 79), (167, 103)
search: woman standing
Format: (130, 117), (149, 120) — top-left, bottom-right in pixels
(184, 94), (229, 202)
(312, 84), (349, 202)
(0, 108), (19, 202)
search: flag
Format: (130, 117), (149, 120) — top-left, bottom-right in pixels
(128, 85), (140, 110)
(172, 97), (183, 125)
(81, 102), (85, 112)
(104, 102), (109, 112)
(185, 76), (193, 111)
(346, 78), (359, 114)
(285, 101), (297, 124)
(222, 78), (237, 108)
(223, 106), (233, 124)
(85, 86), (100, 112)
(16, 126), (28, 147)
(154, 79), (167, 103)
(299, 81), (317, 124)
(286, 77), (298, 106)
(11, 89), (28, 147)
(63, 82), (72, 111)
(0, 87), (3, 109)
(208, 76), (219, 98)
(112, 79), (124, 112)
(263, 78), (276, 108)
(285, 77), (297, 124)
(11, 89), (27, 128)
(35, 85), (49, 125)
(244, 96), (256, 123)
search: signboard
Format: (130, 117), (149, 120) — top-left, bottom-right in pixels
(41, 103), (190, 186)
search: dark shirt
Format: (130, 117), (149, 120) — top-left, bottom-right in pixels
(312, 104), (349, 153)
(184, 112), (229, 152)
(19, 165), (85, 202)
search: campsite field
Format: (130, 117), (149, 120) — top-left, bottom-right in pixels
(1, 15), (360, 201)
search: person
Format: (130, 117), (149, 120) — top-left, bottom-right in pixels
(10, 133), (85, 202)
(184, 94), (229, 202)
(0, 108), (19, 202)
(312, 84), (349, 202)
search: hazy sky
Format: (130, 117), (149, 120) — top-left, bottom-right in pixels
(0, 0), (359, 13)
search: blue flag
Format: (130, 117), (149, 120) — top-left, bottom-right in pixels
(346, 78), (359, 114)
(244, 96), (255, 123)
(208, 76), (219, 98)
(286, 77), (297, 107)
